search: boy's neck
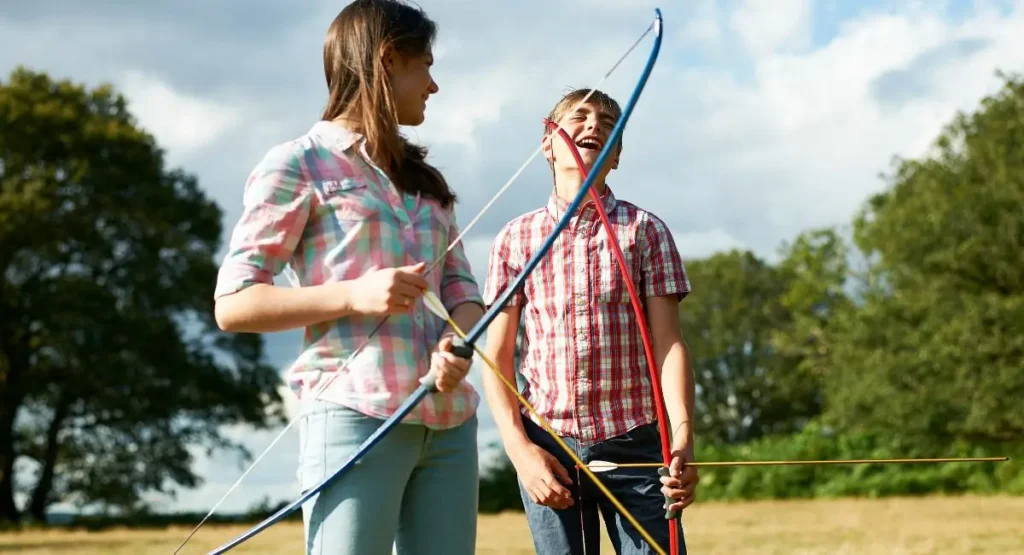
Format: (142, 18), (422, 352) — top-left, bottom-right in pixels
(553, 168), (606, 204)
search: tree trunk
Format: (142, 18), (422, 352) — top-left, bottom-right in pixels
(0, 366), (24, 523)
(0, 325), (28, 524)
(29, 389), (69, 522)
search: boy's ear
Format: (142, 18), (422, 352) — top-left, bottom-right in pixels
(541, 133), (554, 162)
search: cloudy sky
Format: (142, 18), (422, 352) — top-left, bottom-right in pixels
(3, 0), (1022, 517)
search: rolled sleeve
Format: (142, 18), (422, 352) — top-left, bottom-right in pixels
(214, 144), (310, 299)
(639, 213), (690, 301)
(439, 211), (484, 313)
(482, 223), (524, 309)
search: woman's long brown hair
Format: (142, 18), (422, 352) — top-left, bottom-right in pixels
(321, 0), (456, 208)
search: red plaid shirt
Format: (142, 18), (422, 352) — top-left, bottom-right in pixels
(483, 187), (690, 444)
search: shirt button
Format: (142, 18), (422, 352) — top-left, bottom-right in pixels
(575, 295), (587, 307)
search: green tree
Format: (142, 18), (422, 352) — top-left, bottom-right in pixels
(680, 250), (795, 444)
(769, 228), (854, 428)
(825, 72), (1024, 452)
(680, 236), (853, 445)
(0, 67), (283, 523)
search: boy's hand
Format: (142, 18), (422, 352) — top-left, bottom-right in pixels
(660, 446), (699, 513)
(511, 441), (575, 510)
(429, 335), (472, 392)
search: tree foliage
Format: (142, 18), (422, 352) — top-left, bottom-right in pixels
(679, 250), (792, 444)
(679, 232), (848, 445)
(0, 67), (283, 523)
(825, 72), (1024, 451)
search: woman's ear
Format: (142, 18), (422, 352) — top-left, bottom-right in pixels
(381, 47), (399, 75)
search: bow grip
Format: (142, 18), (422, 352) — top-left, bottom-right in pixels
(658, 466), (681, 520)
(449, 336), (474, 361)
(420, 337), (474, 393)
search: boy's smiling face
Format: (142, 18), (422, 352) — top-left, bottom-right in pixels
(544, 100), (622, 174)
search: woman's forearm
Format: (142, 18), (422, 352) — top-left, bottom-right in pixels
(443, 301), (485, 341)
(214, 281), (357, 333)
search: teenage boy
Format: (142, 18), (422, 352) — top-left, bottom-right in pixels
(481, 88), (699, 554)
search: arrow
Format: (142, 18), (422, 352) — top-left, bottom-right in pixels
(585, 456), (1010, 473)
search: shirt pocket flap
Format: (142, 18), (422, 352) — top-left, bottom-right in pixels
(320, 179), (368, 195)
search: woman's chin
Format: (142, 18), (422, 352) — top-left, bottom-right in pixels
(398, 110), (426, 127)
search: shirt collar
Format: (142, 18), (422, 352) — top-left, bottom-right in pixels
(545, 184), (619, 220)
(310, 120), (363, 152)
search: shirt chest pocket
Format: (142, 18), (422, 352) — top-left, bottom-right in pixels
(316, 179), (379, 222)
(594, 236), (639, 304)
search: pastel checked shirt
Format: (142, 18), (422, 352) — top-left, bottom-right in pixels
(215, 121), (483, 429)
(483, 187), (690, 444)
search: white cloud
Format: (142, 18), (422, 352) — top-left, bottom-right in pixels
(117, 71), (243, 159)
(407, 63), (527, 156)
(730, 0), (813, 56)
(685, 17), (722, 45)
(673, 228), (750, 260)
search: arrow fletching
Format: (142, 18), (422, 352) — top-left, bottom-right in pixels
(588, 460), (621, 473)
(422, 290), (450, 321)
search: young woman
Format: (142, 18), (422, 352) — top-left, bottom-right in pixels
(213, 1), (485, 554)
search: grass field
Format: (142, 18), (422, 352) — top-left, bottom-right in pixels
(1, 495), (1022, 554)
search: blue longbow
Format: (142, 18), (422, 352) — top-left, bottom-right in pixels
(207, 8), (663, 554)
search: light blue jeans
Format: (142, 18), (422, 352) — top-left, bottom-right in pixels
(297, 400), (479, 555)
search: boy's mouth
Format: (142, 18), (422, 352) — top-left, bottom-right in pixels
(575, 136), (604, 153)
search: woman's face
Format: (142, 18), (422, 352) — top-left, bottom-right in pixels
(387, 49), (439, 126)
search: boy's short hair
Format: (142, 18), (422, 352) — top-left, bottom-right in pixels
(545, 88), (624, 150)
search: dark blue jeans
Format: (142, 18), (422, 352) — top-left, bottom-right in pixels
(517, 415), (687, 555)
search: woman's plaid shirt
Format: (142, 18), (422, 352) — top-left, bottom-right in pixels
(215, 121), (483, 429)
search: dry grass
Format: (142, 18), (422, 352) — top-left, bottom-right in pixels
(1, 495), (1022, 554)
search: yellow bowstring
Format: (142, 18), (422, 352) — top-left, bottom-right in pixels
(427, 300), (666, 555)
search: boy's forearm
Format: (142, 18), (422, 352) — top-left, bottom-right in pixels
(482, 363), (533, 454)
(659, 339), (695, 450)
(647, 295), (696, 451)
(481, 340), (532, 447)
(481, 311), (534, 457)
